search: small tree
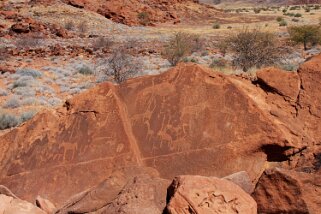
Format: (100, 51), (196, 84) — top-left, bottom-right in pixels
(288, 25), (321, 50)
(162, 32), (203, 66)
(223, 28), (281, 72)
(105, 48), (141, 83)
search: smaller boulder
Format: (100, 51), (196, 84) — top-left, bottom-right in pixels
(253, 168), (321, 214)
(68, 0), (85, 8)
(165, 175), (257, 214)
(10, 22), (30, 33)
(0, 66), (15, 74)
(256, 68), (300, 101)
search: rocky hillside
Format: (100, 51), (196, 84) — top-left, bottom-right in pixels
(0, 54), (320, 213)
(201, 0), (321, 6)
(29, 0), (221, 26)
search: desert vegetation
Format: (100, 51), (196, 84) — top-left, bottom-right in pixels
(221, 29), (282, 72)
(288, 25), (321, 50)
(104, 48), (142, 83)
(162, 33), (204, 66)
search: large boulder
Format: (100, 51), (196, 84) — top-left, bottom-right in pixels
(165, 175), (257, 214)
(0, 63), (299, 206)
(253, 168), (321, 214)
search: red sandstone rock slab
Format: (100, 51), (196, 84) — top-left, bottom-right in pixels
(165, 175), (257, 214)
(256, 67), (300, 100)
(0, 63), (305, 206)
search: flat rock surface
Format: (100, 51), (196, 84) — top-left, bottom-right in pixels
(165, 175), (257, 214)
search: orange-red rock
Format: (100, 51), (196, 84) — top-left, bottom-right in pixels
(256, 67), (300, 101)
(10, 22), (30, 33)
(36, 196), (57, 214)
(165, 175), (257, 214)
(1, 54), (321, 208)
(0, 63), (293, 206)
(56, 166), (161, 213)
(0, 194), (46, 214)
(253, 168), (321, 214)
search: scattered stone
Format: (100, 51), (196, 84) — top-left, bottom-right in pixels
(10, 23), (30, 34)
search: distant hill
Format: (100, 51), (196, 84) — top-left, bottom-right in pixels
(200, 0), (321, 7)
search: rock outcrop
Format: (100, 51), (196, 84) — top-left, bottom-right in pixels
(165, 175), (257, 214)
(0, 54), (320, 211)
(60, 0), (218, 26)
(253, 168), (321, 214)
(256, 67), (300, 101)
(0, 63), (294, 206)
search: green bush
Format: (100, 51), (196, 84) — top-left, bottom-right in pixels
(276, 16), (284, 22)
(254, 8), (261, 14)
(294, 13), (302, 17)
(0, 112), (20, 130)
(210, 58), (228, 69)
(279, 20), (287, 26)
(3, 97), (20, 109)
(288, 25), (321, 50)
(223, 29), (282, 72)
(213, 23), (221, 29)
(20, 111), (36, 123)
(78, 65), (93, 75)
(163, 32), (204, 66)
(280, 63), (298, 71)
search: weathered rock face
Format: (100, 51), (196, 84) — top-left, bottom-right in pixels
(0, 194), (46, 214)
(253, 168), (321, 214)
(95, 176), (170, 214)
(223, 171), (254, 194)
(0, 63), (293, 206)
(56, 166), (162, 213)
(165, 175), (257, 214)
(1, 54), (321, 209)
(256, 67), (300, 101)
